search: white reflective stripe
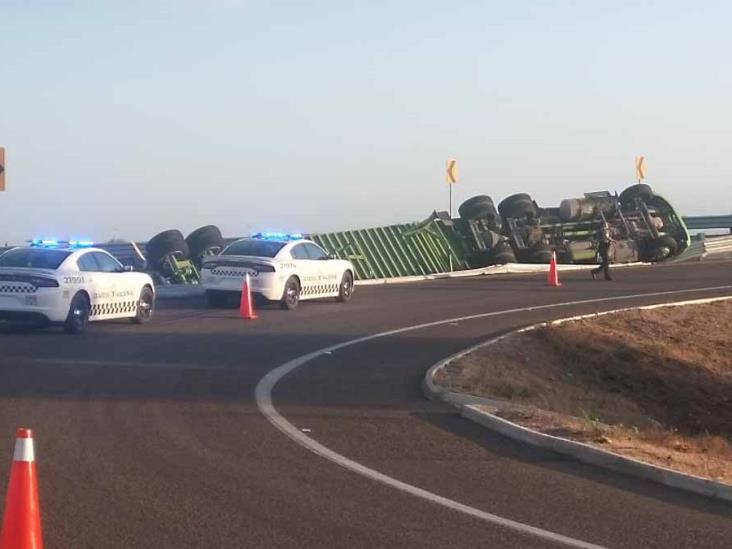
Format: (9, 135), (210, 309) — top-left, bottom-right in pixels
(13, 438), (35, 462)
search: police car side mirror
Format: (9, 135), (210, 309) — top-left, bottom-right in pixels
(324, 253), (337, 260)
(123, 265), (135, 272)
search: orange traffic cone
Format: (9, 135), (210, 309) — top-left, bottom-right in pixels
(547, 251), (561, 287)
(0, 428), (43, 549)
(239, 274), (257, 320)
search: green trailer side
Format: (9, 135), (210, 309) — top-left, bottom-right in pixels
(310, 212), (470, 280)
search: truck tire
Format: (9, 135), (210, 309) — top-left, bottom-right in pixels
(489, 241), (516, 264)
(186, 225), (225, 266)
(458, 195), (497, 220)
(498, 193), (537, 219)
(146, 230), (190, 269)
(619, 184), (654, 206)
(466, 250), (491, 268)
(524, 243), (553, 264)
(643, 235), (678, 262)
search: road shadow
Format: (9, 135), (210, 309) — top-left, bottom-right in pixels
(412, 408), (732, 518)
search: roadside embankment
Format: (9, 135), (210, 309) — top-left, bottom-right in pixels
(436, 300), (732, 484)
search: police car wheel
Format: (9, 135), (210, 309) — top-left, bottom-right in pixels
(132, 287), (154, 324)
(336, 271), (354, 303)
(280, 277), (300, 310)
(64, 292), (90, 334)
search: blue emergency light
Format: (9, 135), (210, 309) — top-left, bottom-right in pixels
(251, 232), (304, 241)
(30, 239), (95, 249)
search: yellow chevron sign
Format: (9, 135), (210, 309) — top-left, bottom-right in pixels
(445, 158), (458, 184)
(635, 156), (646, 181)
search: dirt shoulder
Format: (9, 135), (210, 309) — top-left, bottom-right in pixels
(436, 299), (732, 484)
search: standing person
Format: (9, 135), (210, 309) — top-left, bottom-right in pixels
(591, 223), (613, 280)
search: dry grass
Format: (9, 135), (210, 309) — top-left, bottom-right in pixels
(439, 300), (732, 483)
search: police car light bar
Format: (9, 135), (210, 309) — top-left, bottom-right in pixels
(250, 232), (303, 241)
(30, 239), (95, 249)
(31, 239), (59, 247)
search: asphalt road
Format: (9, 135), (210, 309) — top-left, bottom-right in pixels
(0, 261), (731, 548)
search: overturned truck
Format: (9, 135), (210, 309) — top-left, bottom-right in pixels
(310, 183), (690, 280)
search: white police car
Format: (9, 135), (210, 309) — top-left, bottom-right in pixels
(0, 240), (155, 334)
(201, 233), (355, 309)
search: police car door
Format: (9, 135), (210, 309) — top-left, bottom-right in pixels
(91, 252), (136, 318)
(76, 252), (108, 319)
(289, 243), (319, 299)
(303, 242), (339, 296)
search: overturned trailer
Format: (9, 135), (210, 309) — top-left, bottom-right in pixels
(96, 184), (689, 284)
(311, 183), (690, 280)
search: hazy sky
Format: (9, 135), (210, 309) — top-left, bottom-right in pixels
(2, 1), (731, 243)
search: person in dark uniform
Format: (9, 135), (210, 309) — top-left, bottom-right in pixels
(592, 223), (613, 280)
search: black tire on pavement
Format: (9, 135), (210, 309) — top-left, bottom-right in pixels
(619, 184), (654, 206)
(336, 271), (355, 303)
(644, 235), (678, 262)
(467, 250), (493, 268)
(498, 193), (537, 219)
(280, 277), (301, 310)
(132, 286), (154, 324)
(146, 230), (190, 269)
(186, 225), (225, 264)
(64, 292), (90, 334)
(490, 252), (516, 265)
(489, 241), (517, 264)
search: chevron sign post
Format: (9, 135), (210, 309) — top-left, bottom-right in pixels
(0, 148), (5, 192)
(445, 158), (458, 218)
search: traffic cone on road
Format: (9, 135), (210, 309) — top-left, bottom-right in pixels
(547, 251), (562, 287)
(0, 428), (43, 549)
(239, 274), (257, 320)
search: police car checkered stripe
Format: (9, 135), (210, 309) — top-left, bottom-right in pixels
(212, 269), (248, 277)
(0, 284), (36, 294)
(90, 301), (137, 316)
(301, 283), (339, 296)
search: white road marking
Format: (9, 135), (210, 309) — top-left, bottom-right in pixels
(255, 284), (732, 548)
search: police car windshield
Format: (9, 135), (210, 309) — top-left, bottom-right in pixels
(0, 248), (72, 270)
(223, 239), (286, 258)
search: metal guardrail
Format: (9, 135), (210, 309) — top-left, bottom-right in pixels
(671, 234), (732, 262)
(704, 235), (732, 254)
(683, 215), (732, 231)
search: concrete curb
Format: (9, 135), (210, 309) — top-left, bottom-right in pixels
(356, 261), (648, 286)
(152, 261), (649, 294)
(423, 295), (732, 503)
